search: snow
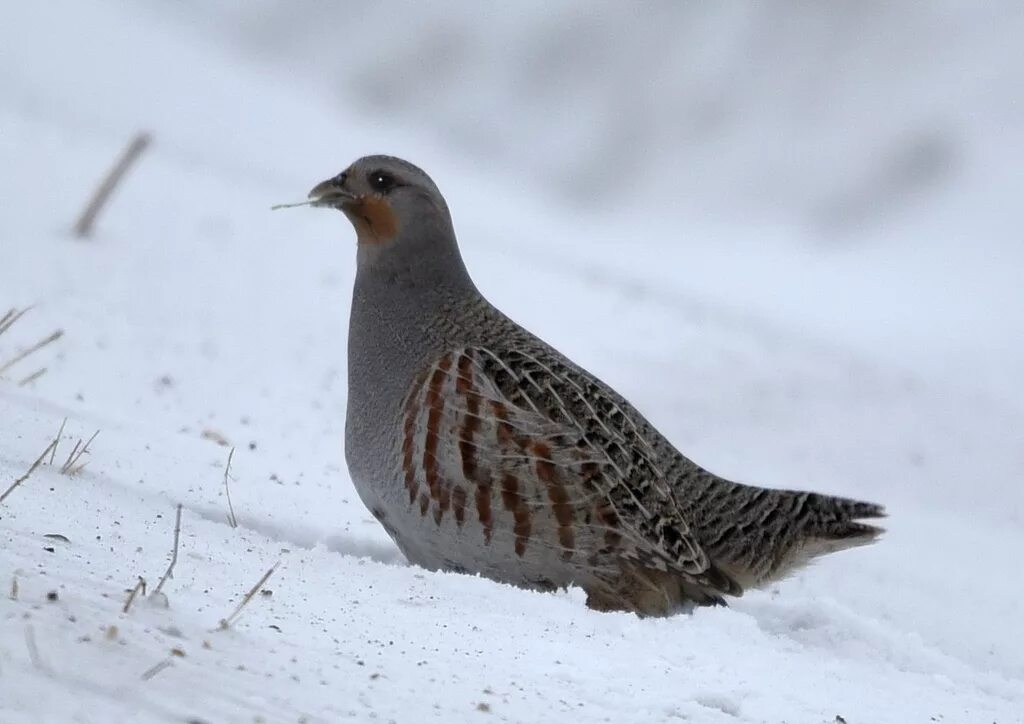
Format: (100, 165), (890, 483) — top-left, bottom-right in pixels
(2, 1), (1022, 722)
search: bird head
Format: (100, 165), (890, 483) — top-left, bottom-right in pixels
(307, 155), (452, 247)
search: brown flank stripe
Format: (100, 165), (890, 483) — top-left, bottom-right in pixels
(423, 354), (453, 522)
(437, 486), (451, 519)
(401, 373), (427, 505)
(491, 400), (513, 444)
(595, 500), (619, 528)
(456, 352), (482, 481)
(580, 461), (601, 487)
(595, 501), (623, 551)
(476, 483), (494, 544)
(452, 485), (468, 526)
(452, 352), (493, 543)
(532, 441), (575, 559)
(501, 473), (532, 557)
(454, 351), (474, 394)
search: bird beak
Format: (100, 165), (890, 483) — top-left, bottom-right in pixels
(307, 177), (359, 208)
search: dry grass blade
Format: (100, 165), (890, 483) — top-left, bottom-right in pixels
(0, 307), (32, 338)
(0, 329), (64, 377)
(122, 576), (147, 614)
(61, 440), (82, 470)
(219, 561), (279, 630)
(60, 429), (99, 476)
(223, 446), (238, 528)
(0, 435), (60, 505)
(142, 648), (185, 680)
(73, 132), (151, 238)
(270, 199), (319, 210)
(152, 504), (183, 596)
(140, 656), (174, 681)
(18, 367), (47, 386)
(50, 418), (67, 465)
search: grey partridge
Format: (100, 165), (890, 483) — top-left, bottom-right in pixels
(303, 155), (884, 616)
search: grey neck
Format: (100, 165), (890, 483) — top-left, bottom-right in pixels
(348, 222), (483, 415)
(354, 219), (480, 302)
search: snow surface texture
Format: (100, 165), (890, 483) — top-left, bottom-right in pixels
(1, 2), (1022, 723)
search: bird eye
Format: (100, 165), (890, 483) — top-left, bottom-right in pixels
(368, 171), (396, 193)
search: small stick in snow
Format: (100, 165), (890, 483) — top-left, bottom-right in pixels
(0, 329), (64, 377)
(61, 440), (82, 470)
(218, 561), (279, 630)
(72, 132), (151, 238)
(140, 657), (174, 681)
(50, 418), (67, 465)
(0, 308), (14, 333)
(9, 576), (18, 601)
(0, 306), (32, 338)
(141, 648), (185, 680)
(18, 367), (47, 387)
(152, 504), (183, 597)
(0, 436), (60, 505)
(122, 576), (147, 614)
(223, 446), (238, 528)
(60, 429), (99, 476)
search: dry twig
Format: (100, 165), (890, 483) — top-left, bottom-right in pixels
(0, 307), (31, 338)
(141, 657), (174, 681)
(0, 329), (64, 377)
(0, 436), (60, 505)
(50, 418), (67, 465)
(223, 447), (238, 528)
(141, 648), (185, 681)
(72, 132), (151, 238)
(122, 576), (147, 614)
(219, 561), (279, 630)
(0, 308), (14, 333)
(60, 429), (99, 476)
(18, 367), (47, 386)
(152, 504), (183, 596)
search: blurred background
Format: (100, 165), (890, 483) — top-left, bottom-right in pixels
(4, 0), (1022, 400)
(159, 0), (1024, 398)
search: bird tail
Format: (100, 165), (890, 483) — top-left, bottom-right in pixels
(779, 491), (885, 566)
(705, 484), (886, 590)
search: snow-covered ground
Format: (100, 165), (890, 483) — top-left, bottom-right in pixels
(2, 2), (1022, 722)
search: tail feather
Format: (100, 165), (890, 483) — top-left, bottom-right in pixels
(702, 483), (886, 590)
(788, 492), (886, 565)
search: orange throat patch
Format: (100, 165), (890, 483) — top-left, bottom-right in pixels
(349, 195), (399, 244)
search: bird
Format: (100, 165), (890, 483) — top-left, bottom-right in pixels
(302, 154), (885, 616)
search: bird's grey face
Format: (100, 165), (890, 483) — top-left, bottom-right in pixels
(308, 156), (447, 246)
